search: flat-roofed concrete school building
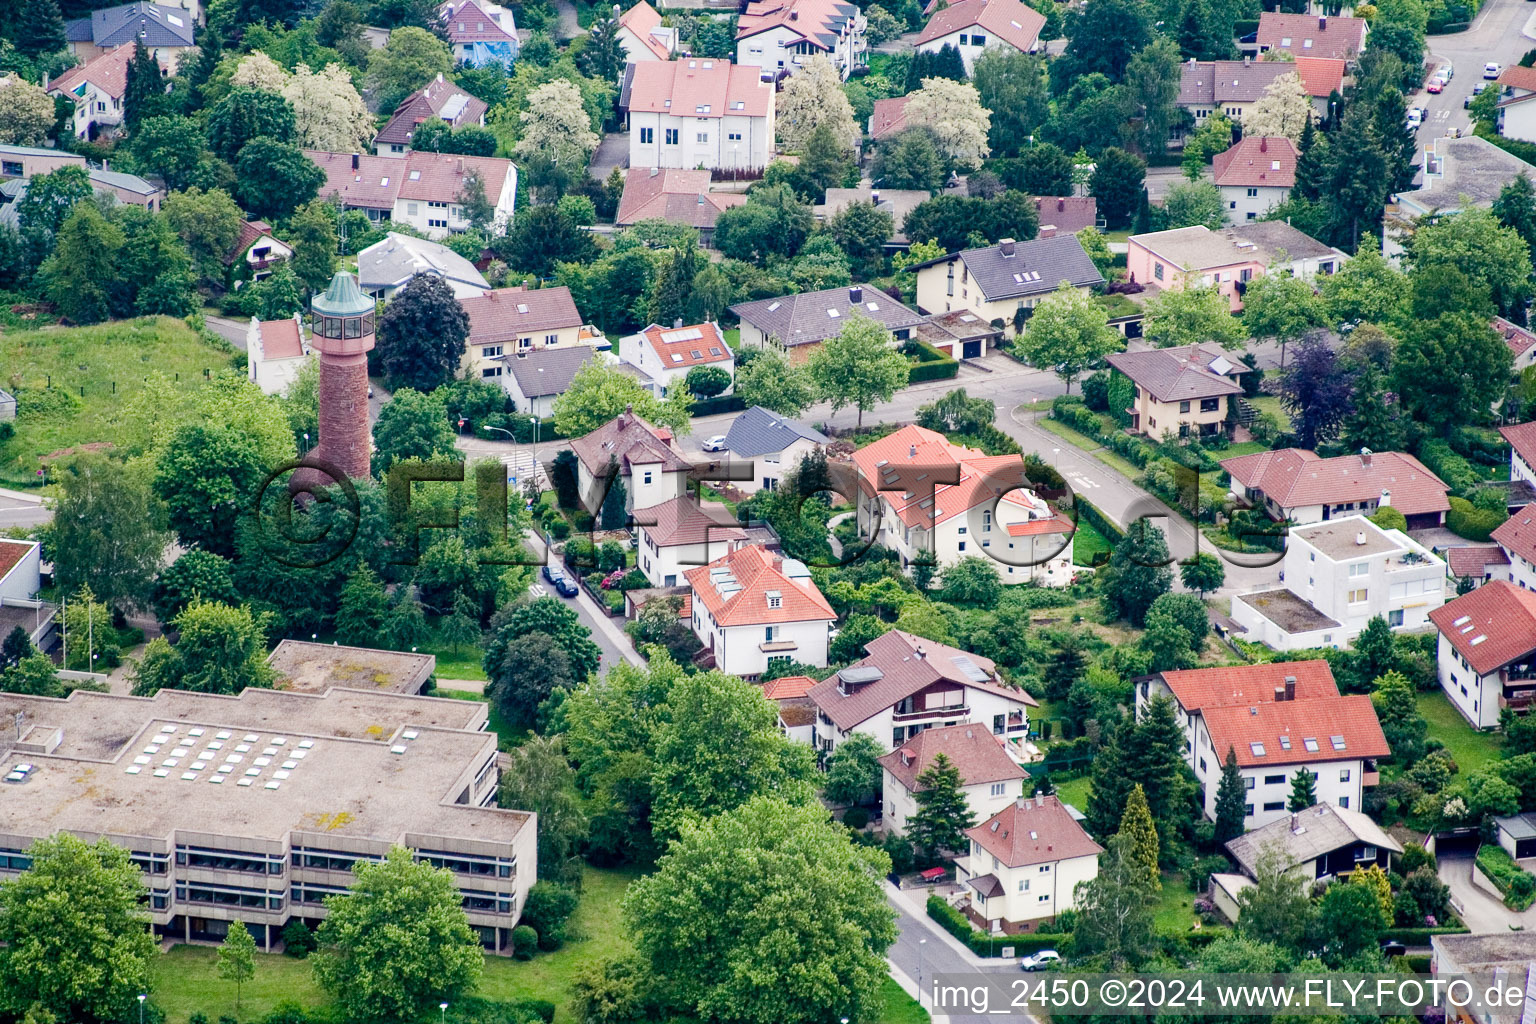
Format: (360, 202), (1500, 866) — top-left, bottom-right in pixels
(267, 639), (436, 695)
(0, 685), (535, 954)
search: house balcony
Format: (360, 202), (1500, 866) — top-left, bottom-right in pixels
(760, 640), (798, 653)
(892, 705), (969, 723)
(1500, 689), (1536, 714)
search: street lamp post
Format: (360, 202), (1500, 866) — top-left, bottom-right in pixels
(917, 937), (926, 997)
(440, 1003), (448, 1024)
(138, 993), (146, 1024)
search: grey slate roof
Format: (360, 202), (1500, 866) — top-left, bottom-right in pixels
(1179, 59), (1297, 106)
(729, 284), (925, 348)
(88, 168), (158, 196)
(908, 234), (1105, 302)
(723, 405), (830, 458)
(1104, 342), (1246, 402)
(1226, 802), (1402, 878)
(497, 347), (603, 399)
(77, 2), (195, 47)
(357, 232), (489, 293)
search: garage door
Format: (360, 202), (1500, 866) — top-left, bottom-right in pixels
(963, 340), (982, 359)
(1516, 838), (1536, 859)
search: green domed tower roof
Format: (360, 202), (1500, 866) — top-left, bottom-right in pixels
(311, 271), (374, 317)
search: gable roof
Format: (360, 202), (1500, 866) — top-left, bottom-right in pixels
(628, 321), (731, 370)
(1156, 659), (1339, 712)
(1211, 136), (1298, 189)
(375, 74), (488, 147)
(1219, 448), (1451, 517)
(75, 2), (194, 47)
(907, 235), (1105, 301)
(1431, 580), (1536, 676)
(1495, 511), (1536, 572)
(762, 674), (818, 700)
(1178, 57), (1344, 106)
(306, 149), (514, 209)
(817, 188), (931, 244)
(439, 0), (519, 42)
(965, 795), (1103, 869)
(620, 59), (772, 119)
(916, 0), (1045, 53)
(618, 0), (674, 59)
(1226, 802), (1402, 877)
(737, 0), (860, 50)
(461, 286), (582, 344)
(1202, 694), (1389, 769)
(357, 232), (489, 293)
(570, 409), (693, 475)
(253, 318), (304, 361)
(808, 629), (1036, 731)
(877, 723), (1027, 792)
(635, 495), (746, 547)
(615, 168), (747, 228)
(1447, 544), (1510, 579)
(1499, 66), (1536, 93)
(497, 346), (603, 399)
(724, 406), (830, 458)
(685, 544), (836, 627)
(1104, 342), (1246, 403)
(1255, 12), (1367, 61)
(49, 44), (137, 100)
(1502, 421), (1536, 473)
(869, 95), (913, 140)
(1033, 196), (1098, 234)
(730, 284), (925, 348)
(1293, 56), (1346, 97)
(1496, 317), (1536, 361)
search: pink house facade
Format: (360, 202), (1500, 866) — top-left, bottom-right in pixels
(1127, 222), (1345, 312)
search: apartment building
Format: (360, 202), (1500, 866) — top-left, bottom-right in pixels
(619, 60), (775, 172)
(1430, 580), (1536, 729)
(0, 686), (536, 954)
(735, 0), (867, 79)
(955, 795), (1101, 934)
(686, 544), (836, 678)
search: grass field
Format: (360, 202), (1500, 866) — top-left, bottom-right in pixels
(1222, 440), (1270, 459)
(1036, 417), (1144, 480)
(1072, 518), (1112, 566)
(1052, 775), (1091, 811)
(1418, 690), (1501, 772)
(437, 688), (529, 750)
(1152, 874), (1199, 933)
(1246, 396), (1291, 431)
(0, 317), (238, 486)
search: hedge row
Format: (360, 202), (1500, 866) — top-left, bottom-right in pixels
(1476, 845), (1536, 910)
(1447, 496), (1508, 543)
(691, 394), (748, 417)
(1380, 925), (1471, 944)
(1051, 398), (1158, 469)
(481, 417), (567, 444)
(1418, 439), (1483, 495)
(905, 338), (960, 384)
(925, 894), (1068, 956)
(1075, 496), (1125, 545)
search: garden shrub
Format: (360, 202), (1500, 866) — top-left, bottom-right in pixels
(280, 918), (316, 957)
(512, 924), (538, 959)
(1476, 845), (1535, 910)
(1447, 496), (1508, 542)
(843, 806), (871, 830)
(1418, 439), (1482, 495)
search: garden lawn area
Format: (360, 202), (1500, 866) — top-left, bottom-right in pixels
(438, 687), (530, 750)
(415, 629), (491, 682)
(1052, 775), (1092, 811)
(1417, 690), (1500, 772)
(1245, 396), (1291, 431)
(1072, 518), (1112, 567)
(1037, 417), (1143, 479)
(1222, 440), (1269, 459)
(1153, 874), (1199, 933)
(150, 866), (640, 1024)
(1093, 293), (1141, 319)
(0, 317), (238, 487)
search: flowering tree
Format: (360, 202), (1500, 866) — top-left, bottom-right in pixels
(512, 80), (600, 170)
(904, 76), (992, 170)
(775, 55), (859, 151)
(283, 63), (374, 152)
(231, 51), (289, 91)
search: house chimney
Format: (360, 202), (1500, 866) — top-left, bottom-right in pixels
(351, 152), (360, 169)
(1243, 55), (1251, 66)
(1355, 531), (1367, 545)
(1380, 488), (1391, 508)
(849, 285), (863, 304)
(457, 157), (464, 174)
(613, 2), (620, 13)
(1291, 812), (1300, 832)
(916, 645), (926, 659)
(790, 8), (797, 17)
(1319, 15), (1327, 28)
(1360, 447), (1372, 467)
(674, 318), (683, 328)
(1274, 686), (1286, 702)
(1260, 137), (1268, 152)
(999, 238), (1016, 257)
(909, 444), (917, 458)
(1057, 198), (1065, 212)
(1284, 676), (1296, 701)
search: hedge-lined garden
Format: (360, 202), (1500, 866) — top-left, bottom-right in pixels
(1477, 845), (1536, 910)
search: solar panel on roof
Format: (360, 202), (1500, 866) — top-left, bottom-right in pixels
(661, 327), (703, 343)
(950, 655), (990, 683)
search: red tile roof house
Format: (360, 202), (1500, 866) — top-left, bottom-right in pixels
(619, 59), (775, 173)
(1134, 659), (1389, 829)
(617, 321), (734, 400)
(244, 315), (310, 396)
(48, 45), (162, 139)
(1220, 447), (1451, 529)
(616, 0), (677, 62)
(1445, 545), (1511, 590)
(868, 95), (912, 141)
(224, 220), (293, 286)
(1491, 509), (1536, 594)
(807, 629), (1038, 759)
(851, 423), (1075, 587)
(1032, 196), (1099, 237)
(1177, 56), (1345, 129)
(306, 149), (518, 239)
(569, 408), (696, 517)
(956, 795), (1102, 934)
(1430, 580), (1536, 728)
(633, 494), (746, 587)
(735, 0), (868, 81)
(764, 674), (819, 743)
(0, 539), (55, 649)
(876, 722), (1027, 837)
(1495, 316), (1536, 373)
(686, 544), (836, 678)
(614, 168), (747, 245)
(1503, 421), (1536, 494)
(373, 74), (489, 158)
(1254, 12), (1368, 62)
(914, 0), (1046, 75)
(460, 285), (599, 379)
(1212, 136), (1298, 224)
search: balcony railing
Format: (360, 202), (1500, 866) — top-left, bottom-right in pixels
(893, 705), (969, 722)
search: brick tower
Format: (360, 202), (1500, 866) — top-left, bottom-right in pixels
(308, 271), (376, 483)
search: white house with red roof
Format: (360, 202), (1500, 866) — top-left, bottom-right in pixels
(48, 45), (158, 139)
(438, 0), (518, 67)
(852, 424), (1073, 586)
(807, 629), (1038, 756)
(373, 74), (489, 157)
(1431, 580), (1536, 728)
(876, 723), (1027, 837)
(1254, 12), (1367, 61)
(0, 539), (43, 604)
(1492, 510), (1536, 593)
(617, 1), (677, 62)
(1496, 317), (1536, 374)
(914, 0), (1045, 74)
(1230, 516), (1445, 652)
(306, 150), (517, 239)
(1212, 136), (1297, 223)
(1220, 447), (1450, 529)
(1502, 421), (1536, 492)
(634, 495), (747, 587)
(1135, 659), (1389, 829)
(956, 795), (1101, 934)
(245, 315), (311, 396)
(685, 544), (836, 677)
(1495, 66), (1536, 144)
(735, 0), (867, 79)
(223, 220), (292, 286)
(618, 321), (734, 399)
(619, 59), (775, 172)
(570, 408), (696, 516)
(460, 286), (599, 378)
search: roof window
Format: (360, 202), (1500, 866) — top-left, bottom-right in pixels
(1330, 735), (1346, 750)
(1303, 737), (1319, 751)
(1250, 741), (1265, 757)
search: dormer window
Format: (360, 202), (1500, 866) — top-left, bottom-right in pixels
(767, 590), (782, 608)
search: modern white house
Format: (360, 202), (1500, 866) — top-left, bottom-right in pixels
(1496, 66), (1536, 145)
(718, 405), (830, 496)
(634, 495), (747, 587)
(245, 316), (311, 397)
(617, 322), (734, 400)
(619, 60), (775, 173)
(569, 409), (695, 516)
(807, 630), (1038, 757)
(47, 45), (153, 139)
(914, 0), (1044, 73)
(0, 539), (42, 603)
(356, 232), (489, 301)
(307, 150), (518, 239)
(685, 544), (836, 678)
(1430, 580), (1536, 729)
(1135, 660), (1390, 829)
(955, 795), (1102, 934)
(876, 723), (1027, 836)
(851, 424), (1074, 586)
(735, 0), (867, 79)
(1231, 516), (1446, 652)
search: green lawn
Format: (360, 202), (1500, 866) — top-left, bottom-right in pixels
(1036, 417), (1143, 479)
(1222, 440), (1270, 459)
(1152, 874), (1199, 933)
(438, 687), (530, 750)
(151, 944), (326, 1022)
(1418, 690), (1501, 772)
(1246, 395), (1291, 431)
(879, 978), (930, 1023)
(1052, 775), (1091, 811)
(1072, 518), (1112, 567)
(0, 317), (238, 486)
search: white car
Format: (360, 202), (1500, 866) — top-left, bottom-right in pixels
(1406, 107), (1423, 127)
(1486, 62), (1503, 79)
(1020, 950), (1062, 971)
(701, 435), (729, 452)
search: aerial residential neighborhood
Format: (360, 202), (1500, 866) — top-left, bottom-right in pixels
(10, 0), (1536, 1018)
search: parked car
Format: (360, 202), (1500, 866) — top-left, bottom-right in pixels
(1486, 62), (1503, 79)
(702, 434), (729, 452)
(1406, 107), (1423, 127)
(1426, 78), (1443, 93)
(1020, 950), (1062, 971)
(1467, 81), (1491, 107)
(1380, 941), (1408, 958)
(553, 574), (579, 598)
(541, 564), (561, 583)
(1442, 63), (1454, 79)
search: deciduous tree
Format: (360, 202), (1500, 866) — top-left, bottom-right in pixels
(217, 920), (257, 1012)
(1407, 204), (1535, 319)
(806, 313), (910, 428)
(1160, 180), (1225, 230)
(208, 86), (296, 162)
(163, 186), (244, 288)
(376, 272), (470, 391)
(1394, 313), (1511, 434)
(776, 55), (860, 152)
(153, 423), (266, 557)
(365, 25), (453, 111)
(498, 735), (589, 881)
(489, 631), (577, 726)
(51, 453), (166, 612)
(1089, 147), (1145, 229)
(823, 732), (885, 807)
(1071, 835), (1157, 967)
(233, 137), (325, 221)
(1019, 280), (1121, 391)
(512, 80), (601, 173)
(734, 350), (819, 417)
(1179, 551), (1224, 596)
(282, 61), (373, 152)
(1318, 243), (1410, 329)
(129, 599), (276, 697)
(1241, 271), (1327, 366)
(0, 79), (54, 145)
(828, 201), (895, 279)
(1099, 518), (1172, 626)
(1278, 332), (1355, 449)
(1243, 72), (1312, 140)
(973, 50), (1050, 158)
(551, 360), (692, 437)
(371, 388), (458, 476)
(904, 77), (991, 170)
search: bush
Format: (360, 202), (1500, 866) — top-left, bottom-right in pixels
(1447, 495), (1509, 542)
(262, 1002), (310, 1024)
(280, 918), (316, 957)
(509, 1001), (556, 1024)
(1369, 505), (1409, 533)
(843, 806), (870, 830)
(522, 881), (579, 951)
(1380, 925), (1472, 944)
(512, 924), (538, 959)
(907, 347), (959, 384)
(1418, 439), (1482, 495)
(1450, 425), (1508, 465)
(1476, 845), (1535, 910)
(691, 394), (749, 417)
(925, 893), (1067, 957)
(547, 517), (571, 540)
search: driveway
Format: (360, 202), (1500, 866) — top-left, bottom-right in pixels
(1439, 851), (1536, 933)
(588, 132), (629, 182)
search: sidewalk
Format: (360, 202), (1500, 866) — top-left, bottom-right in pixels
(885, 880), (998, 969)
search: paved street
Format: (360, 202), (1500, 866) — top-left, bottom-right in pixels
(1417, 0), (1536, 144)
(887, 895), (1035, 1023)
(0, 489), (47, 529)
